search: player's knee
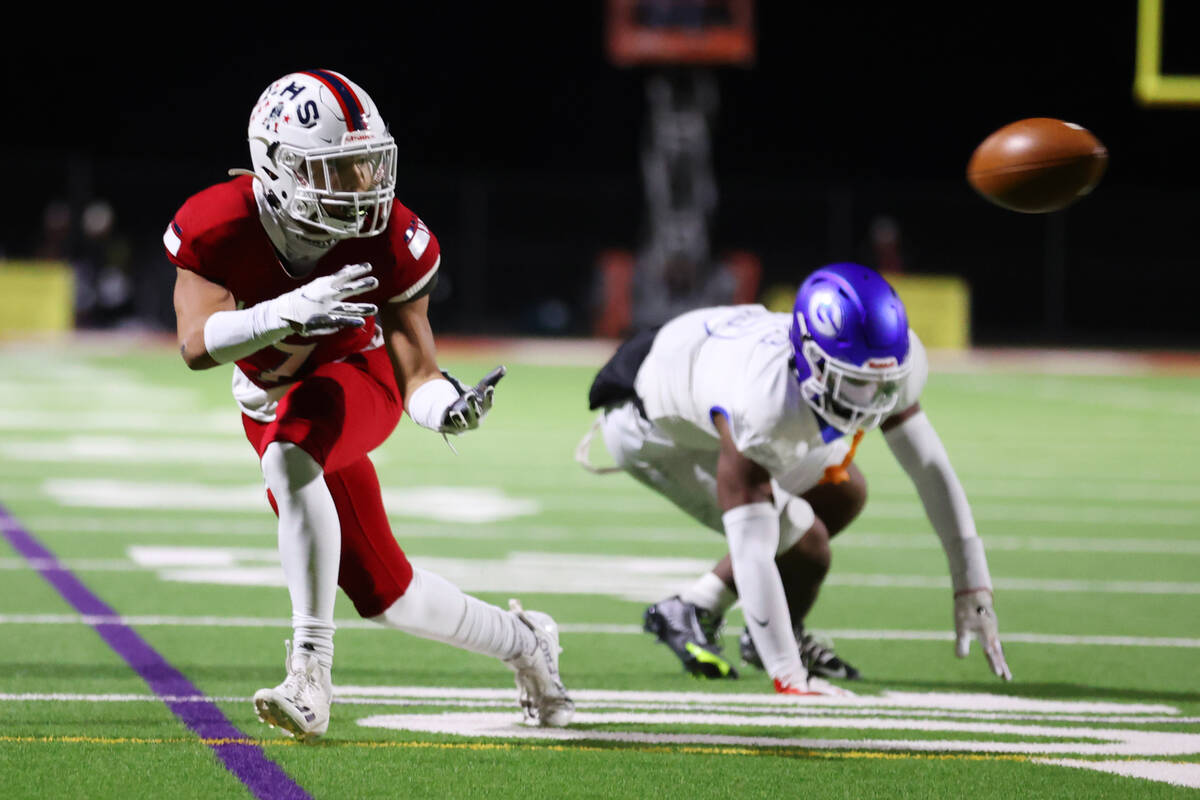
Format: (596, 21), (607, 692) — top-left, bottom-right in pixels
(776, 495), (816, 554)
(832, 467), (868, 534)
(780, 516), (831, 577)
(346, 570), (413, 619)
(262, 440), (324, 492)
(809, 465), (867, 538)
(339, 539), (415, 619)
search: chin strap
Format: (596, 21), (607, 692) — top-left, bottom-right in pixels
(819, 429), (864, 485)
(227, 167), (259, 180)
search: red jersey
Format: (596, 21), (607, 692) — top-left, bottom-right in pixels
(164, 175), (439, 389)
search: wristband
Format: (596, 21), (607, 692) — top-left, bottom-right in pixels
(407, 378), (461, 431)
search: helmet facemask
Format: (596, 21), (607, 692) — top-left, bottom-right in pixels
(794, 320), (911, 433)
(274, 136), (397, 238)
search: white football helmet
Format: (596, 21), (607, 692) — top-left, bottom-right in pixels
(248, 70), (397, 240)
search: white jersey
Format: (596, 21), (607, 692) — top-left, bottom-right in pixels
(634, 304), (928, 480)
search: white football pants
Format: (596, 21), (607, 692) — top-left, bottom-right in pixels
(595, 400), (847, 550)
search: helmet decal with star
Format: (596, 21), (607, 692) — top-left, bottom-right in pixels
(245, 70), (398, 242)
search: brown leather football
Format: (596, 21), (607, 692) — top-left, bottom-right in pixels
(967, 118), (1108, 213)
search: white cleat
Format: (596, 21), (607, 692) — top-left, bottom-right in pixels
(505, 599), (576, 727)
(253, 641), (332, 742)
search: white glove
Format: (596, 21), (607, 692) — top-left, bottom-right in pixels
(272, 263), (379, 336)
(439, 366), (506, 434)
(954, 588), (1012, 680)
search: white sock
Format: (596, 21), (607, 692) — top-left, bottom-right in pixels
(370, 567), (534, 661)
(680, 572), (737, 617)
(261, 441), (339, 669)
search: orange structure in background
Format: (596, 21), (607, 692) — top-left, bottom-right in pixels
(598, 1), (760, 338)
(606, 0), (756, 67)
(592, 250), (761, 338)
(724, 250), (762, 305)
(593, 250), (636, 338)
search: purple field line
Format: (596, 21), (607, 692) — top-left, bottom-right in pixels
(0, 505), (310, 800)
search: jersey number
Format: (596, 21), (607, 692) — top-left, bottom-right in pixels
(258, 342), (317, 384)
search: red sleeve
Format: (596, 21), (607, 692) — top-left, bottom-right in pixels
(163, 213), (203, 272)
(380, 210), (441, 303)
(161, 179), (255, 288)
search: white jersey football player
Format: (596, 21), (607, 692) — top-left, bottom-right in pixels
(579, 262), (1010, 694)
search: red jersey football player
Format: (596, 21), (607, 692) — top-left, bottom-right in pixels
(165, 69), (573, 740)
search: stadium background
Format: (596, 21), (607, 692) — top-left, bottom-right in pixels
(3, 6), (1200, 797)
(4, 4), (1200, 348)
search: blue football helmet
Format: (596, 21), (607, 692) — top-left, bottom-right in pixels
(789, 263), (912, 433)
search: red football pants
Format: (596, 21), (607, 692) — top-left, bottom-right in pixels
(242, 346), (414, 618)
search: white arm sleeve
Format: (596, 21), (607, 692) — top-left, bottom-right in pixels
(723, 502), (806, 683)
(202, 301), (291, 364)
(883, 410), (993, 593)
(202, 263), (380, 364)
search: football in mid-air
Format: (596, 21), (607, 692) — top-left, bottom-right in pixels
(966, 118), (1108, 213)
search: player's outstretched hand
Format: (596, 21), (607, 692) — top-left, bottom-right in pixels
(954, 588), (1012, 681)
(273, 263), (379, 336)
(438, 366), (506, 435)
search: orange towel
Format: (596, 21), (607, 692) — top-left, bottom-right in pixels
(819, 429), (864, 485)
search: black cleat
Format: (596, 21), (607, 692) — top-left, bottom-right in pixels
(739, 624), (862, 680)
(643, 596), (739, 679)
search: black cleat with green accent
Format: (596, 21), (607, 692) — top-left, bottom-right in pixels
(739, 624), (862, 680)
(642, 596), (739, 679)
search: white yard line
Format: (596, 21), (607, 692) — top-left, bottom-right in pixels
(5, 538), (1200, 597)
(917, 479), (1200, 504)
(9, 514), (1200, 555)
(30, 480), (540, 523)
(1033, 759), (1200, 789)
(357, 710), (1200, 757)
(17, 477), (1200, 526)
(1, 437), (266, 464)
(1, 516), (277, 537)
(861, 502), (1200, 527)
(0, 410), (238, 434)
(824, 574), (1200, 595)
(1, 613), (1197, 649)
(841, 533), (1200, 556)
(0, 686), (1182, 715)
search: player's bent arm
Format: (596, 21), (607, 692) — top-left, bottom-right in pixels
(380, 296), (505, 435)
(174, 263), (379, 370)
(378, 296), (458, 430)
(880, 403), (993, 593)
(173, 268), (237, 370)
(713, 413), (805, 682)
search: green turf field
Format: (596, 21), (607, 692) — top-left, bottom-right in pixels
(1, 339), (1198, 799)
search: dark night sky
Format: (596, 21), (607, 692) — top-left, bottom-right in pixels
(12, 7), (1199, 185)
(7, 5), (1200, 344)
